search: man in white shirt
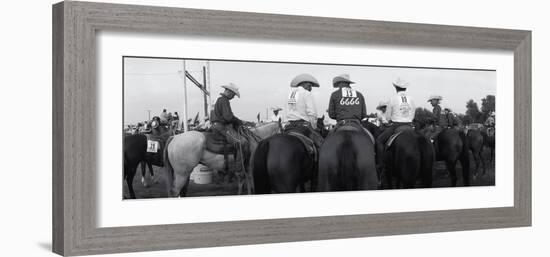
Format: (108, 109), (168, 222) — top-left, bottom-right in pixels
(285, 73), (324, 148)
(270, 107), (284, 123)
(375, 78), (416, 169)
(376, 101), (389, 126)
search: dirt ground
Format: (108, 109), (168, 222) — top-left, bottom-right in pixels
(123, 148), (495, 199)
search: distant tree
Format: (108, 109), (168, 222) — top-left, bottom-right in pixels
(481, 95), (496, 121)
(456, 113), (472, 125)
(414, 107), (435, 128)
(466, 99), (483, 123)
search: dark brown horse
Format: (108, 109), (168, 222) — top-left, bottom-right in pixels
(431, 128), (471, 186)
(317, 127), (378, 191)
(483, 127), (496, 165)
(380, 127), (434, 189)
(467, 129), (486, 179)
(253, 133), (317, 193)
(123, 134), (147, 199)
(123, 117), (173, 199)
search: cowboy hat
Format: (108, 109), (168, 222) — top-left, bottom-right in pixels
(272, 106), (283, 111)
(290, 73), (320, 87)
(332, 74), (355, 87)
(221, 83), (240, 98)
(392, 78), (409, 89)
(427, 94), (443, 102)
(376, 101), (388, 110)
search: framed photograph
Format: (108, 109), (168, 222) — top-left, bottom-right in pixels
(53, 1), (531, 256)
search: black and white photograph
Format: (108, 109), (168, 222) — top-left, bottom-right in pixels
(123, 57), (496, 199)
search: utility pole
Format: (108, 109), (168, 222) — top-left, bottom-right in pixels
(202, 66), (208, 118)
(146, 109), (151, 121)
(181, 60), (189, 132)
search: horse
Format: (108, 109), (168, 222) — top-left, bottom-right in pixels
(371, 124), (434, 189)
(163, 122), (281, 197)
(467, 129), (486, 179)
(123, 133), (147, 199)
(427, 128), (471, 187)
(253, 133), (317, 193)
(317, 122), (378, 191)
(483, 127), (496, 165)
(122, 119), (174, 199)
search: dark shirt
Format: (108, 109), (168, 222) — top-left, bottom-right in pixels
(211, 94), (240, 124)
(432, 105), (448, 127)
(328, 87), (367, 121)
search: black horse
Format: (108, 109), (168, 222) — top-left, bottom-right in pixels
(317, 126), (378, 191)
(467, 129), (486, 178)
(431, 128), (471, 186)
(253, 133), (317, 193)
(482, 127), (496, 165)
(123, 133), (147, 199)
(379, 127), (434, 189)
(123, 117), (174, 199)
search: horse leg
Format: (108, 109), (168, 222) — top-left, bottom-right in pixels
(172, 165), (193, 197)
(479, 151), (486, 176)
(178, 176), (191, 197)
(471, 151), (479, 180)
(446, 160), (458, 187)
(140, 161), (149, 188)
(126, 164), (138, 199)
(147, 162), (158, 184)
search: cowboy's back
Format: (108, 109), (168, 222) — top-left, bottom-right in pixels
(387, 92), (416, 123)
(432, 105), (449, 127)
(211, 95), (239, 125)
(328, 87), (367, 121)
(287, 86), (318, 127)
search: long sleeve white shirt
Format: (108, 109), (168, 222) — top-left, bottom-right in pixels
(286, 87), (319, 126)
(386, 92), (416, 123)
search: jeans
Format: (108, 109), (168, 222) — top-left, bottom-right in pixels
(284, 120), (324, 149)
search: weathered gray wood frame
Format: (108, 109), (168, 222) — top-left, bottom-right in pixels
(52, 1), (531, 256)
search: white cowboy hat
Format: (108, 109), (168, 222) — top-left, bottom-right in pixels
(272, 106), (283, 111)
(290, 73), (320, 87)
(332, 74), (355, 86)
(376, 101), (388, 110)
(392, 78), (409, 89)
(221, 83), (240, 98)
(427, 94), (443, 102)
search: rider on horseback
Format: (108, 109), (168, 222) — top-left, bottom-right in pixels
(328, 74), (369, 132)
(210, 83), (249, 172)
(375, 78), (416, 171)
(376, 101), (389, 126)
(285, 73), (324, 149)
(427, 95), (455, 140)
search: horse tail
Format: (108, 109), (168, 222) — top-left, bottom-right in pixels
(416, 134), (434, 187)
(163, 136), (175, 196)
(253, 139), (271, 194)
(336, 133), (358, 190)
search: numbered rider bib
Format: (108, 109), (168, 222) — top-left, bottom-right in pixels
(147, 140), (160, 153)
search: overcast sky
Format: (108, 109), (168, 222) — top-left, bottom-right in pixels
(123, 57), (495, 125)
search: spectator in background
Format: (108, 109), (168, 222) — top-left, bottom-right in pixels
(160, 109), (169, 125)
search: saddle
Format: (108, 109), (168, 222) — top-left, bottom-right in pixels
(203, 132), (236, 154)
(286, 131), (318, 162)
(385, 125), (414, 148)
(333, 120), (375, 144)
